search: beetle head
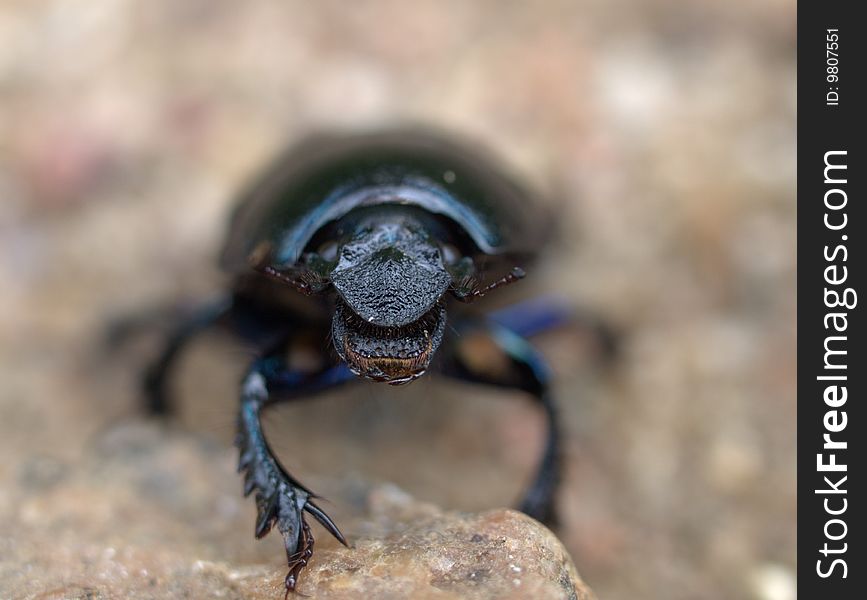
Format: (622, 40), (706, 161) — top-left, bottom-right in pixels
(330, 216), (450, 384)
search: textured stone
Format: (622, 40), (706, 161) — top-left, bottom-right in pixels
(0, 424), (591, 600)
(301, 487), (592, 600)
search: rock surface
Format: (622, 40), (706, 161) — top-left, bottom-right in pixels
(1, 423), (592, 600)
(302, 489), (591, 600)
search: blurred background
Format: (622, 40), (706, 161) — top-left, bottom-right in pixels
(0, 1), (795, 599)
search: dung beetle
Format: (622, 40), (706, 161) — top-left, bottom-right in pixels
(142, 130), (574, 594)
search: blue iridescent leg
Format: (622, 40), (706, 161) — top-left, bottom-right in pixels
(487, 296), (573, 338)
(443, 320), (560, 524)
(236, 354), (353, 595)
(488, 296), (618, 359)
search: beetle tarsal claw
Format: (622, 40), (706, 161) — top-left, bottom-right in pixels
(283, 519), (315, 595)
(304, 500), (347, 546)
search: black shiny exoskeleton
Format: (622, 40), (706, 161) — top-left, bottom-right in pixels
(143, 130), (569, 594)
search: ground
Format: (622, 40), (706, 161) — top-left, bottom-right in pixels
(0, 1), (795, 599)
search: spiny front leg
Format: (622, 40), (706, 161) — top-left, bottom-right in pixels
(236, 367), (346, 595)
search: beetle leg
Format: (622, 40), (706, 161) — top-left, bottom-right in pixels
(487, 297), (619, 361)
(236, 356), (352, 595)
(142, 296), (233, 415)
(441, 320), (560, 524)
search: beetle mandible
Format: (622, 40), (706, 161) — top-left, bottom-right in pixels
(143, 130), (571, 594)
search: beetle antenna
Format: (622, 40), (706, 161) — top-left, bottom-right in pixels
(258, 265), (328, 295)
(452, 267), (526, 303)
